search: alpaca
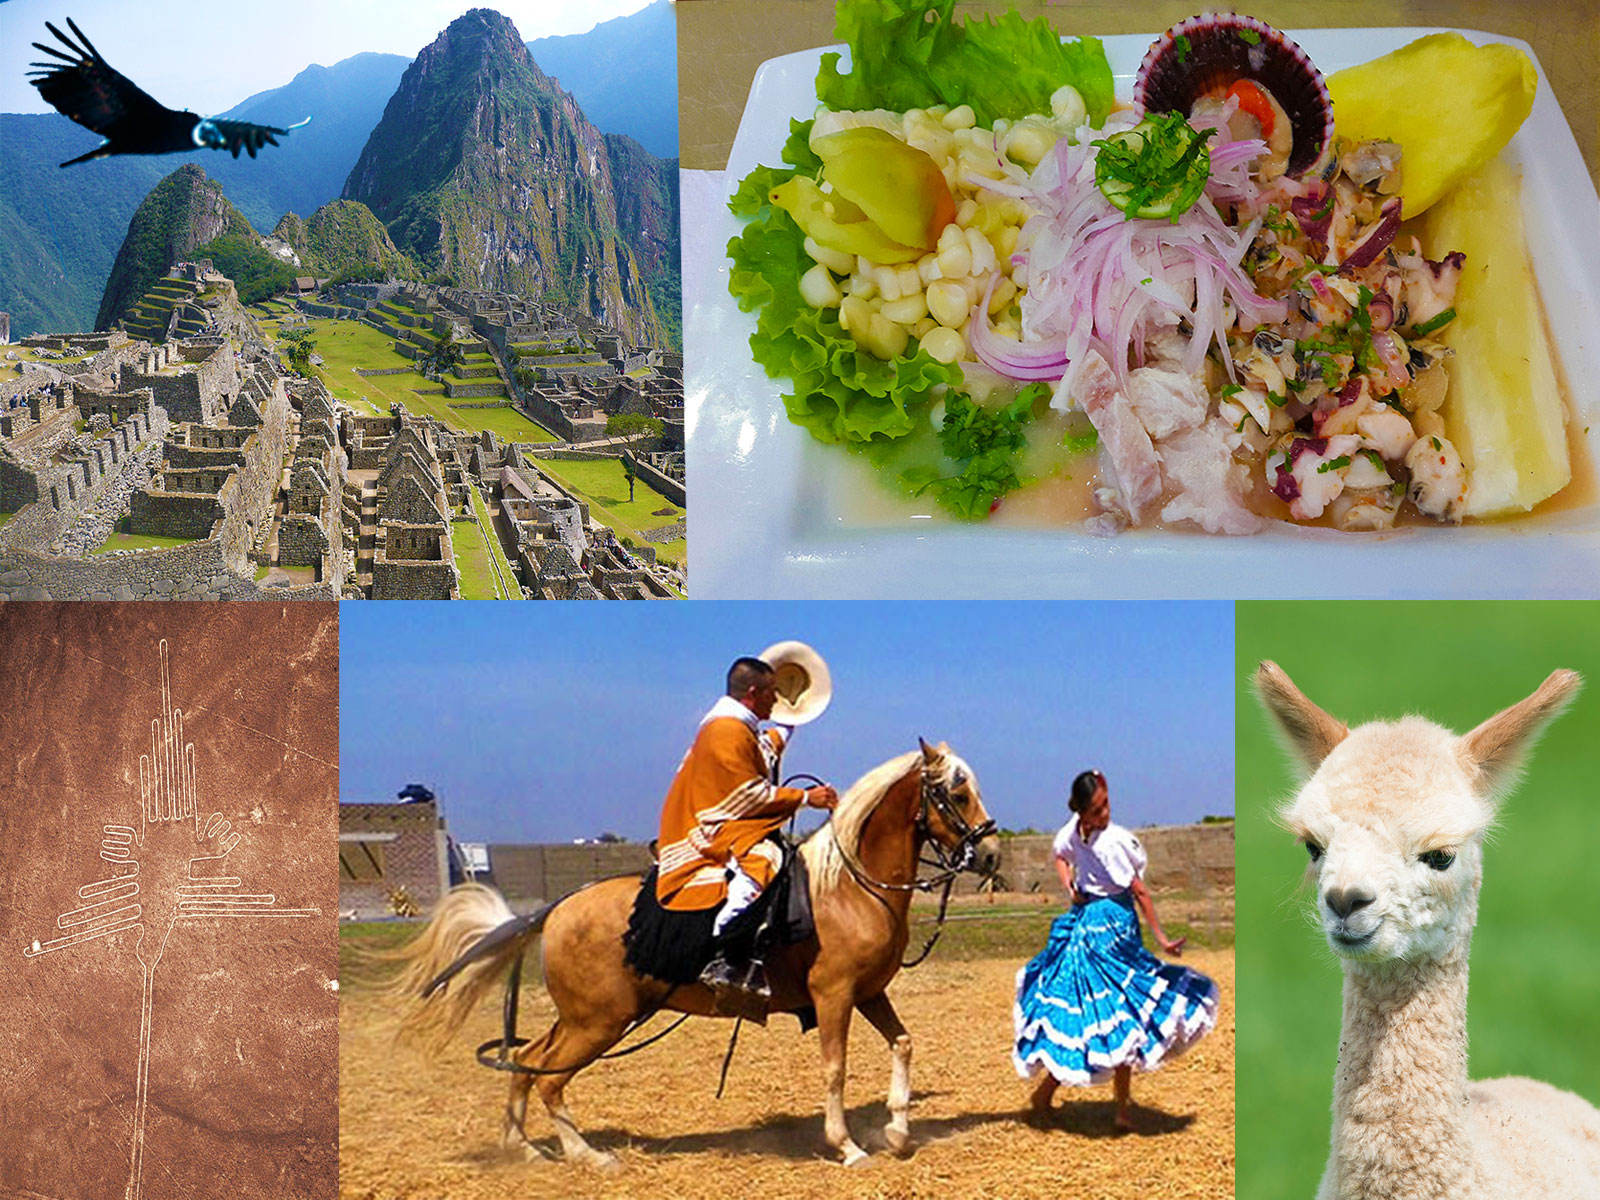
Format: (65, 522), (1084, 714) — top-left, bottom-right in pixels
(1255, 661), (1600, 1200)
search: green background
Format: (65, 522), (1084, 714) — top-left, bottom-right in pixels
(1235, 601), (1600, 1199)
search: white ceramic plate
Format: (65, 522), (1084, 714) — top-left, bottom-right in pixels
(685, 28), (1600, 598)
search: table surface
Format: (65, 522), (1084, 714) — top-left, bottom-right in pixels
(677, 0), (1600, 191)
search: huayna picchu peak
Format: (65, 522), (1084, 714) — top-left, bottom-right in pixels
(340, 8), (675, 348)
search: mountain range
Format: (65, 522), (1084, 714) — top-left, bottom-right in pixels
(0, 2), (678, 343)
(343, 9), (670, 346)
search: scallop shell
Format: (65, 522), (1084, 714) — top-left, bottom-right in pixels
(1134, 13), (1333, 178)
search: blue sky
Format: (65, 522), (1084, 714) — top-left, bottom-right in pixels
(340, 603), (1236, 845)
(1, 0), (660, 115)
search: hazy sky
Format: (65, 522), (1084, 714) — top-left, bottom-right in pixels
(340, 603), (1236, 845)
(1, 0), (661, 115)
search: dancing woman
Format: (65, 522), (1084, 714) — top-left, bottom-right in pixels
(1013, 770), (1218, 1131)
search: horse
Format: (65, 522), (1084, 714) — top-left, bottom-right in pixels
(382, 738), (1001, 1170)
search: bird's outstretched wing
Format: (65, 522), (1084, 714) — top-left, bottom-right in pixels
(194, 116), (306, 159)
(23, 825), (143, 958)
(27, 18), (173, 138)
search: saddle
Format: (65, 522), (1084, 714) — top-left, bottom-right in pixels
(621, 839), (815, 989)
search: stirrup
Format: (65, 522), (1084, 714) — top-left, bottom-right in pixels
(699, 957), (770, 1025)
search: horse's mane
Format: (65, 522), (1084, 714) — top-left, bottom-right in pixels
(801, 750), (922, 892)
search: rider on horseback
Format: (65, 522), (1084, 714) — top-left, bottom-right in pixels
(655, 654), (836, 1019)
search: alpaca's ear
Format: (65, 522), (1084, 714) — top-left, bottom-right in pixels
(1254, 661), (1348, 773)
(1458, 670), (1582, 799)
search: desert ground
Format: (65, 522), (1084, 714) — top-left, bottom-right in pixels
(340, 911), (1232, 1200)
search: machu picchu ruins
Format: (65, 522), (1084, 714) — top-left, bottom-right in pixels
(0, 261), (684, 601)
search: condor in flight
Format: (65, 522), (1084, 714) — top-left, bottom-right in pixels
(28, 18), (310, 167)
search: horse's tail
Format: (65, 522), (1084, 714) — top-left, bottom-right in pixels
(380, 882), (552, 1051)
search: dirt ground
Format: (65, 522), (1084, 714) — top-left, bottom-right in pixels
(340, 948), (1233, 1200)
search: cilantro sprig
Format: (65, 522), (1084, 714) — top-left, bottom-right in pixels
(1094, 113), (1215, 223)
(900, 385), (1048, 519)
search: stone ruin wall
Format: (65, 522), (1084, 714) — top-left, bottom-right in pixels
(277, 514), (329, 568)
(119, 341), (237, 425)
(371, 522), (456, 600)
(127, 372), (289, 565)
(622, 450), (685, 508)
(0, 534), (337, 601)
(0, 407), (171, 553)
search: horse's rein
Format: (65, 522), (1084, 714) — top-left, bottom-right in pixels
(821, 764), (997, 967)
(829, 766), (995, 894)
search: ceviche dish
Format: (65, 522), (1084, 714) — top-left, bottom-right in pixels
(726, 2), (1575, 535)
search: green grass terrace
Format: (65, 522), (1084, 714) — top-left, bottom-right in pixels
(451, 484), (520, 600)
(261, 316), (556, 442)
(533, 457), (685, 569)
(90, 521), (196, 554)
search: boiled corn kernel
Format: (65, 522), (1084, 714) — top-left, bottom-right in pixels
(805, 236), (855, 276)
(920, 326), (966, 364)
(882, 292), (928, 325)
(942, 104), (976, 131)
(926, 279), (970, 328)
(799, 263), (842, 308)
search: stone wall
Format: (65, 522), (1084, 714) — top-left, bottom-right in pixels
(623, 450), (685, 507)
(0, 535), (320, 601)
(0, 407), (170, 553)
(130, 480), (227, 540)
(486, 843), (650, 904)
(443, 380), (504, 399)
(372, 522), (456, 600)
(278, 513), (329, 567)
(337, 801), (449, 919)
(119, 342), (237, 424)
(0, 456), (40, 513)
(298, 300), (365, 321)
(480, 823), (1235, 906)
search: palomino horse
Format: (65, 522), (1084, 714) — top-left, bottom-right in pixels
(384, 739), (1001, 1169)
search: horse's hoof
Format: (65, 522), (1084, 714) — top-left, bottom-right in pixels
(884, 1127), (911, 1157)
(586, 1150), (623, 1175)
(841, 1145), (870, 1168)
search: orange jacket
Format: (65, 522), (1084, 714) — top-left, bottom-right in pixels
(656, 714), (804, 910)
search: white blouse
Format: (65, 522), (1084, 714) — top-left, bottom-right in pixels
(1052, 817), (1147, 897)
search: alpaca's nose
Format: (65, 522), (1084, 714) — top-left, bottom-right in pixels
(1324, 886), (1375, 919)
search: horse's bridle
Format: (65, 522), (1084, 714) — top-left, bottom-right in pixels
(826, 763), (996, 896)
(917, 764), (999, 879)
(820, 761), (997, 968)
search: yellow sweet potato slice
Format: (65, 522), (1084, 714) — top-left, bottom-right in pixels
(1328, 33), (1536, 219)
(1421, 155), (1569, 517)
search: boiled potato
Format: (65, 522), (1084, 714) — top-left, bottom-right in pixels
(1421, 154), (1569, 516)
(1329, 33), (1536, 219)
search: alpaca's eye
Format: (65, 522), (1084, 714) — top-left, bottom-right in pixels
(1305, 840), (1324, 863)
(1420, 849), (1455, 872)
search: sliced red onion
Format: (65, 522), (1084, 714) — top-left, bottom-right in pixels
(1371, 330), (1411, 390)
(992, 107), (1284, 397)
(1341, 197), (1402, 269)
(1290, 179), (1333, 243)
(1271, 459), (1301, 502)
(968, 275), (1070, 380)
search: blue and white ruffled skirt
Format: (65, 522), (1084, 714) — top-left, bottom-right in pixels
(1012, 891), (1218, 1085)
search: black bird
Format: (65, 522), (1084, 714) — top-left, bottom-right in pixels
(28, 18), (310, 168)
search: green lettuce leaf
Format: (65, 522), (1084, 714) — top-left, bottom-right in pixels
(816, 0), (1114, 129)
(726, 118), (962, 445)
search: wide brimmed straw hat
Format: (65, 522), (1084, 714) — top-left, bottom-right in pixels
(759, 640), (832, 725)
